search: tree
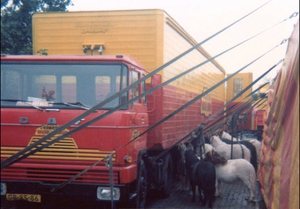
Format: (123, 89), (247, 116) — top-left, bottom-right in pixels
(1, 0), (72, 55)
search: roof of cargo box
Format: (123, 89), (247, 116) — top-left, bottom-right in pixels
(32, 9), (226, 74)
(0, 54), (146, 69)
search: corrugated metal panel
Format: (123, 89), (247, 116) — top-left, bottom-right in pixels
(33, 9), (227, 152)
(33, 9), (164, 72)
(163, 17), (225, 100)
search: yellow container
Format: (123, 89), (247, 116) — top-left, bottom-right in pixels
(32, 9), (226, 101)
(226, 72), (253, 103)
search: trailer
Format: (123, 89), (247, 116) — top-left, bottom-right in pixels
(224, 72), (254, 135)
(1, 9), (226, 208)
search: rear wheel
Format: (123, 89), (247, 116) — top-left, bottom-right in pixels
(159, 153), (173, 198)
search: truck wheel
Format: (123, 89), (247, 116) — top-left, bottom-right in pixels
(159, 153), (173, 198)
(135, 159), (147, 208)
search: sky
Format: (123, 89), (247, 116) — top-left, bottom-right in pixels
(67, 0), (299, 88)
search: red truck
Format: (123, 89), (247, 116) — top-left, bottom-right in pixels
(1, 9), (226, 208)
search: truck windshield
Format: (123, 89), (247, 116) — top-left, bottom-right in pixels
(1, 63), (128, 109)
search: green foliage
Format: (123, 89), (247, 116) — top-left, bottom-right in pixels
(1, 0), (72, 55)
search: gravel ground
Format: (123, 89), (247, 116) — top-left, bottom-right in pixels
(145, 179), (267, 209)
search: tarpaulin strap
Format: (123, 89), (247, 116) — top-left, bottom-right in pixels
(1, 13), (290, 171)
(191, 123), (205, 160)
(253, 98), (268, 109)
(244, 83), (269, 99)
(204, 82), (276, 134)
(239, 143), (245, 159)
(204, 101), (251, 133)
(123, 42), (281, 157)
(205, 103), (238, 127)
(205, 59), (283, 127)
(51, 155), (110, 192)
(23, 19), (294, 194)
(204, 87), (267, 133)
(150, 50), (283, 162)
(34, 27), (286, 194)
(204, 88), (268, 134)
(0, 2), (271, 171)
(229, 113), (236, 159)
(203, 104), (238, 131)
(211, 78), (274, 133)
(51, 63), (272, 192)
(204, 98), (249, 132)
(204, 100), (253, 131)
(1, 11), (294, 171)
(235, 86), (270, 115)
(259, 104), (267, 110)
(108, 154), (115, 209)
(231, 112), (246, 158)
(250, 96), (268, 109)
(243, 96), (268, 115)
(212, 80), (268, 120)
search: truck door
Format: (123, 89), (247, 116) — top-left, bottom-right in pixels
(130, 70), (147, 126)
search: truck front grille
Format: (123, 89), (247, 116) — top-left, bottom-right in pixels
(1, 146), (118, 184)
(1, 163), (119, 184)
(1, 146), (115, 162)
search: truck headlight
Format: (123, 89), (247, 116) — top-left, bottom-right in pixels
(1, 183), (6, 195)
(97, 187), (120, 200)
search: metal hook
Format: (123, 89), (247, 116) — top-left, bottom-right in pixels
(277, 59), (285, 66)
(280, 39), (288, 45)
(289, 12), (298, 19)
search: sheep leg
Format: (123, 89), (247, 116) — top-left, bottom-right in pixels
(242, 178), (255, 201)
(191, 184), (196, 202)
(215, 180), (221, 197)
(201, 189), (208, 207)
(197, 186), (204, 205)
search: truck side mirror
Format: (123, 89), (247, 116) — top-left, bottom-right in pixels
(145, 74), (162, 113)
(151, 74), (162, 88)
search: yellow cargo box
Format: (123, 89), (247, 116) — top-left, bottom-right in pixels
(226, 72), (253, 103)
(32, 9), (226, 102)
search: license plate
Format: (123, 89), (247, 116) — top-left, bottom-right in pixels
(6, 193), (41, 202)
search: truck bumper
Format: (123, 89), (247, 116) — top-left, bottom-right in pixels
(1, 180), (136, 206)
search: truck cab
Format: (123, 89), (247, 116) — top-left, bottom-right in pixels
(1, 54), (150, 207)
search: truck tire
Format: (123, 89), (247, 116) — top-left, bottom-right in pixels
(159, 153), (173, 198)
(135, 159), (147, 208)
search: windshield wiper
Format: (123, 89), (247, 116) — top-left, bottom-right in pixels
(72, 102), (91, 109)
(51, 102), (91, 110)
(1, 99), (91, 110)
(64, 102), (90, 110)
(1, 99), (26, 102)
(1, 99), (43, 111)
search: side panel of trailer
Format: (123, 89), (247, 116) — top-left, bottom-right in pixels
(147, 13), (225, 150)
(32, 9), (226, 151)
(226, 72), (254, 130)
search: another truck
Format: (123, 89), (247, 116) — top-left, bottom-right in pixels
(1, 9), (226, 208)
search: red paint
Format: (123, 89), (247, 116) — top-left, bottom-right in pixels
(1, 55), (225, 202)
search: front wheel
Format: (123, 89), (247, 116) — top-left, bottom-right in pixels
(135, 159), (147, 208)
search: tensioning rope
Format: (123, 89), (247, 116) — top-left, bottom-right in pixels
(51, 41), (283, 192)
(0, 1), (273, 170)
(205, 88), (270, 134)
